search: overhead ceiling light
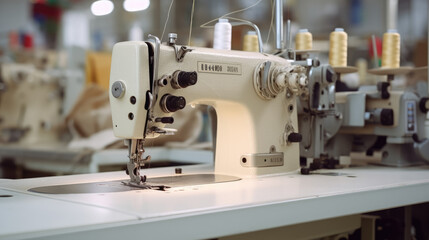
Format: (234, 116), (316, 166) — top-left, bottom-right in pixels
(123, 0), (150, 12)
(91, 0), (114, 16)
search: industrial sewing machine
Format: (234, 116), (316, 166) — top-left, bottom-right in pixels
(300, 78), (429, 173)
(332, 85), (429, 165)
(109, 34), (308, 186)
(289, 25), (429, 172)
(0, 63), (63, 145)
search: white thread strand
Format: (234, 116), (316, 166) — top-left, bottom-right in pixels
(200, 0), (263, 29)
(161, 0), (174, 42)
(221, 0), (263, 18)
(265, 0), (275, 46)
(213, 19), (232, 50)
(188, 0), (196, 46)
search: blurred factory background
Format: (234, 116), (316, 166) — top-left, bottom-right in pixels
(0, 0), (427, 179)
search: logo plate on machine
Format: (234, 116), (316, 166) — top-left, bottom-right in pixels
(197, 62), (242, 75)
(240, 152), (284, 168)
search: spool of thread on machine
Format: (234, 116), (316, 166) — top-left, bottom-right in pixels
(329, 28), (348, 67)
(213, 18), (232, 50)
(295, 29), (312, 51)
(243, 31), (259, 52)
(381, 29), (400, 68)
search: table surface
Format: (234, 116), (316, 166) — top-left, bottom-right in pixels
(1, 164), (429, 240)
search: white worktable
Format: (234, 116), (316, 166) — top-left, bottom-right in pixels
(1, 164), (429, 240)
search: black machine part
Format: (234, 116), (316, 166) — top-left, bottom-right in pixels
(377, 82), (390, 99)
(288, 132), (303, 143)
(419, 97), (429, 113)
(172, 71), (198, 89)
(160, 94), (186, 113)
(365, 108), (394, 126)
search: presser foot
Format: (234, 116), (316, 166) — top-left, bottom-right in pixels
(123, 160), (168, 191)
(121, 180), (169, 191)
(125, 152), (151, 183)
(125, 162), (148, 184)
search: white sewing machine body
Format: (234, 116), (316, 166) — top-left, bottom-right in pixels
(109, 39), (306, 179)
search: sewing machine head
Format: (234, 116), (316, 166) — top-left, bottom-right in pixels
(109, 35), (308, 184)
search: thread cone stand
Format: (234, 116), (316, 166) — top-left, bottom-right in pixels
(367, 66), (412, 75)
(333, 66), (358, 74)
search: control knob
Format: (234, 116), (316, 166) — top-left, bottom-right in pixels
(172, 71), (198, 89)
(160, 94), (186, 113)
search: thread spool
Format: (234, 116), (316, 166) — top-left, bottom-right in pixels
(381, 29), (400, 68)
(295, 29), (313, 51)
(129, 23), (143, 41)
(213, 18), (232, 50)
(243, 31), (259, 52)
(329, 28), (348, 67)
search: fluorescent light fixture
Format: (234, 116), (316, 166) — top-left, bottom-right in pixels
(91, 0), (114, 16)
(123, 0), (150, 12)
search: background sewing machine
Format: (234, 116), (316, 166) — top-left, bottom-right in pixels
(300, 77), (429, 173)
(291, 25), (429, 173)
(0, 62), (63, 145)
(109, 34), (308, 186)
(333, 83), (429, 163)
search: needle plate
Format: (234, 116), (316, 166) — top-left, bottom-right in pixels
(29, 174), (241, 194)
